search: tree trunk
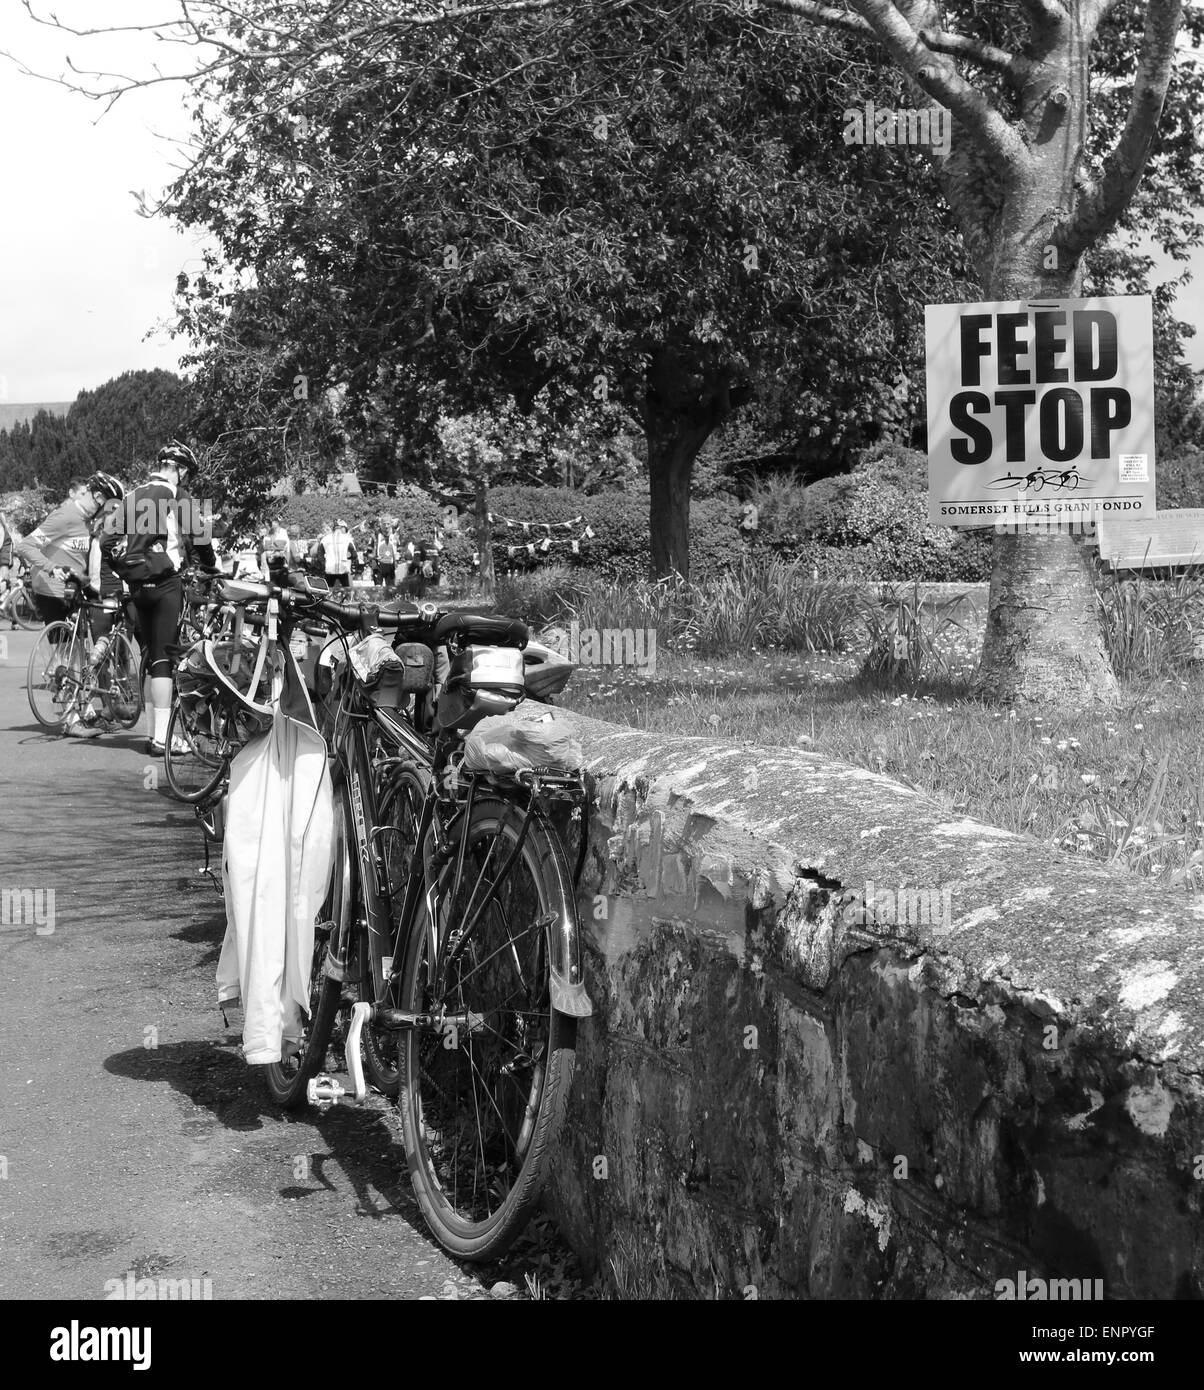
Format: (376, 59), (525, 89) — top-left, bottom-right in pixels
(474, 483), (494, 602)
(642, 351), (734, 581)
(946, 11), (1120, 707)
(646, 422), (711, 581)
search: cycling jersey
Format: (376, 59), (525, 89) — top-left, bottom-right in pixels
(318, 529), (357, 576)
(260, 527), (290, 573)
(102, 476), (217, 583)
(15, 499), (93, 600)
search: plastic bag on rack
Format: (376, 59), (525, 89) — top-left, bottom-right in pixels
(462, 718), (584, 777)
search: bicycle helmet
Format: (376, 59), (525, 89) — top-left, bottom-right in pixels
(157, 441), (197, 473)
(521, 639), (576, 701)
(201, 637), (279, 736)
(87, 471), (124, 501)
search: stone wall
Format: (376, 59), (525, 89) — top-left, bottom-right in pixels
(500, 704), (1204, 1300)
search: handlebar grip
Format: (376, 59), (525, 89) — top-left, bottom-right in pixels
(431, 612), (529, 648)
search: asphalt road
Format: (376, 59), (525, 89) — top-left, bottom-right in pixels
(0, 624), (487, 1301)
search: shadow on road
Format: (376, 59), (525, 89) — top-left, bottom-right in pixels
(102, 1038), (424, 1225)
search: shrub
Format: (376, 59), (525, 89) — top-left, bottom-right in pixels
(486, 485), (742, 583)
(560, 572), (698, 650)
(859, 583), (972, 685)
(1095, 569), (1204, 676)
(690, 555), (867, 655)
(276, 487), (444, 545)
(492, 565), (585, 627)
(795, 442), (989, 583)
(1154, 449), (1204, 511)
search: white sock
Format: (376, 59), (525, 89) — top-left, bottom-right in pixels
(145, 705), (156, 739)
(153, 706), (169, 744)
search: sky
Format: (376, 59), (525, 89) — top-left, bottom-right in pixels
(0, 1), (210, 405)
(0, 2), (1202, 408)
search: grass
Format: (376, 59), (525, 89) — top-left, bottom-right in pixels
(554, 635), (1204, 893)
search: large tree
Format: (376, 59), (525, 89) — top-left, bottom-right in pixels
(36, 1), (976, 580)
(14, 0), (1204, 704)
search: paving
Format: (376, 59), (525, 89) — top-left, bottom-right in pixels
(0, 625), (484, 1301)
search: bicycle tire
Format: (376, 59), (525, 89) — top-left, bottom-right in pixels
(263, 781), (352, 1107)
(27, 620), (84, 728)
(99, 630), (144, 729)
(12, 585), (42, 630)
(163, 700), (229, 803)
(362, 762), (431, 1098)
(397, 791), (578, 1261)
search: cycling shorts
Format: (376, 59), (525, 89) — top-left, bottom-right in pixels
(131, 573), (183, 679)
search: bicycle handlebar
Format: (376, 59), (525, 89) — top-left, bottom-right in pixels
(217, 578), (530, 651)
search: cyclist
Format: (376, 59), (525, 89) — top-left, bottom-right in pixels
(16, 474), (123, 737)
(315, 517), (358, 589)
(15, 476), (110, 624)
(0, 510), (16, 626)
(102, 442), (220, 754)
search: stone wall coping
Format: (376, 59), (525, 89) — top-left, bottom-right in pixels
(499, 702), (1204, 1075)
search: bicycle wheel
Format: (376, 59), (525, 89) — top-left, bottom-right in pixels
(27, 621), (84, 728)
(364, 763), (431, 1098)
(97, 630), (144, 729)
(397, 791), (578, 1260)
(12, 585), (42, 630)
(163, 700), (229, 803)
(263, 781), (352, 1107)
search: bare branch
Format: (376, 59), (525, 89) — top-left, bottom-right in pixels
(761, 0), (1031, 82)
(1063, 0), (1185, 258)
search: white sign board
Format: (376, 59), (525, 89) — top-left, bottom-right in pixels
(926, 295), (1155, 527)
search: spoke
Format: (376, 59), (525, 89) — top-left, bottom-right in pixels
(453, 836), (504, 945)
(462, 1035), (517, 1168)
(446, 916), (541, 997)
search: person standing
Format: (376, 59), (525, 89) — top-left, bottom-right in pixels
(102, 442), (220, 754)
(259, 517), (291, 581)
(372, 516), (397, 592)
(316, 517), (358, 589)
(286, 525), (307, 571)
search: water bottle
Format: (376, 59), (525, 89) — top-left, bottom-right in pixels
(89, 634), (112, 669)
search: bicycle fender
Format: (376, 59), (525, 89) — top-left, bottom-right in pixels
(549, 965), (593, 1018)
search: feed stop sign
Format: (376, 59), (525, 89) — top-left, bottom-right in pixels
(925, 295), (1155, 526)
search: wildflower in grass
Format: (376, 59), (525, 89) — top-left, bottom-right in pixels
(1040, 736), (1052, 744)
(1056, 740), (1069, 752)
(1081, 773), (1098, 786)
(1134, 723), (1144, 730)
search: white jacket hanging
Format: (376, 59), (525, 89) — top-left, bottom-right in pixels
(216, 645), (335, 1064)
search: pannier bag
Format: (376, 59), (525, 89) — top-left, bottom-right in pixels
(434, 644), (525, 733)
(462, 719), (584, 778)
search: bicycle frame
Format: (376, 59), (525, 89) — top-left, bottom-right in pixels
(312, 662), (591, 1106)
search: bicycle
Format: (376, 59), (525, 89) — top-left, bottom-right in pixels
(287, 597), (589, 1258)
(164, 574), (317, 803)
(26, 578), (144, 732)
(1, 576), (42, 630)
(184, 574), (590, 1259)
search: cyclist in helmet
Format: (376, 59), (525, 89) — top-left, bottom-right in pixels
(101, 442), (221, 754)
(16, 473), (123, 737)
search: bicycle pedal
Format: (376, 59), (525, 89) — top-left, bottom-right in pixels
(307, 1074), (346, 1108)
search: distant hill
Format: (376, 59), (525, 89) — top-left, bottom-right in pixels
(0, 402), (72, 431)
